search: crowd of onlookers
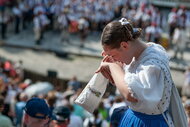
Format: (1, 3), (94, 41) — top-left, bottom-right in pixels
(0, 58), (190, 127)
(0, 58), (127, 127)
(0, 0), (190, 49)
(0, 55), (190, 126)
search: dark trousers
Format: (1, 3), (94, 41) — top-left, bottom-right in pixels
(1, 23), (7, 39)
(15, 16), (20, 34)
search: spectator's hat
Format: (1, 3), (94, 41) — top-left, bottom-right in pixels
(52, 106), (71, 122)
(24, 97), (50, 119)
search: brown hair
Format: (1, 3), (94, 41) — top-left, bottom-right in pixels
(101, 20), (142, 49)
(46, 91), (56, 107)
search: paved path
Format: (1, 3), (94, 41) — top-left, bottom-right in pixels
(1, 28), (190, 71)
(1, 29), (102, 57)
(0, 46), (185, 89)
(0, 46), (101, 83)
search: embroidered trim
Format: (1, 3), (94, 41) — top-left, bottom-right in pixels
(88, 86), (101, 97)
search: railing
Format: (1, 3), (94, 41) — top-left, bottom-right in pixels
(149, 0), (190, 8)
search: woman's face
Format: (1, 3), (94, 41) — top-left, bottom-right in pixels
(103, 42), (133, 64)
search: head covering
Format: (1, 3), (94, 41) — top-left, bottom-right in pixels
(52, 106), (71, 122)
(24, 97), (50, 119)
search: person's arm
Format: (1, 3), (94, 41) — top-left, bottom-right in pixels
(109, 63), (138, 102)
(97, 62), (137, 103)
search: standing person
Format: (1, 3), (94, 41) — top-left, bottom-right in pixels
(172, 25), (187, 60)
(57, 9), (70, 43)
(145, 22), (162, 44)
(0, 95), (13, 127)
(182, 67), (190, 97)
(0, 8), (9, 39)
(78, 17), (89, 47)
(83, 109), (109, 127)
(67, 104), (83, 127)
(33, 13), (42, 45)
(22, 97), (50, 127)
(168, 8), (178, 44)
(15, 92), (28, 127)
(96, 18), (187, 127)
(67, 76), (81, 92)
(12, 4), (22, 34)
(19, 0), (29, 30)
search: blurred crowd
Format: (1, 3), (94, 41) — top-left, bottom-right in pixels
(0, 0), (190, 49)
(0, 58), (127, 127)
(0, 58), (190, 126)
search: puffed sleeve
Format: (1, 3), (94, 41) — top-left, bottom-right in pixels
(124, 61), (165, 114)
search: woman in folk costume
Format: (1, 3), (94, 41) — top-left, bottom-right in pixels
(97, 18), (187, 127)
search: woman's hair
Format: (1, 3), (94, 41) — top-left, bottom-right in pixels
(101, 19), (142, 49)
(46, 91), (56, 107)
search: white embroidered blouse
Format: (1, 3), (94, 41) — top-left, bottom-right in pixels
(124, 42), (174, 126)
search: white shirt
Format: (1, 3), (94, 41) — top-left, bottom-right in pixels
(4, 89), (17, 104)
(173, 28), (187, 49)
(33, 5), (46, 15)
(78, 18), (89, 30)
(124, 43), (171, 113)
(68, 114), (83, 127)
(33, 16), (41, 29)
(124, 43), (174, 126)
(145, 26), (162, 41)
(39, 14), (50, 26)
(19, 3), (28, 12)
(146, 26), (154, 34)
(58, 14), (68, 27)
(12, 7), (22, 16)
(168, 12), (177, 24)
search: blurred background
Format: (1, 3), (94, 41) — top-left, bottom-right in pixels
(0, 0), (190, 126)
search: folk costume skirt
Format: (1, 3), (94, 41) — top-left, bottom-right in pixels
(119, 109), (168, 127)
